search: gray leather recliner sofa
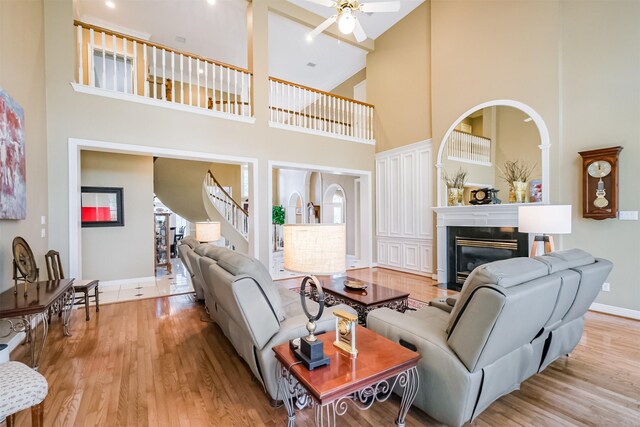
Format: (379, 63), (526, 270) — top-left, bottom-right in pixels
(367, 249), (612, 427)
(189, 246), (355, 402)
(177, 236), (206, 301)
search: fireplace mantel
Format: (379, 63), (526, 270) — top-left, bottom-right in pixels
(433, 203), (538, 283)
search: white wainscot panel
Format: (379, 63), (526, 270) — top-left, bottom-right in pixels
(376, 158), (388, 236)
(377, 240), (388, 265)
(401, 151), (417, 237)
(418, 148), (432, 239)
(388, 155), (402, 236)
(420, 244), (433, 274)
(388, 241), (402, 267)
(403, 242), (419, 270)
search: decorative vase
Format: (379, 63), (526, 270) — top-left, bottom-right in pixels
(448, 188), (464, 206)
(513, 181), (528, 203)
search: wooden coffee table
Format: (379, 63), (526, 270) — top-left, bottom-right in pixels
(308, 276), (409, 325)
(274, 326), (420, 426)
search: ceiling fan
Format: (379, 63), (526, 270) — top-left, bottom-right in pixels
(302, 0), (401, 43)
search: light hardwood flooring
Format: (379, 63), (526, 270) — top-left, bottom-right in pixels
(10, 268), (640, 426)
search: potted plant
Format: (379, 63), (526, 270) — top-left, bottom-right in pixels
(499, 160), (535, 203)
(272, 205), (285, 251)
(442, 168), (468, 206)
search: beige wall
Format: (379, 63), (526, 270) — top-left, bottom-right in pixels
(81, 151), (154, 281)
(44, 0), (375, 275)
(559, 1), (640, 311)
(0, 1), (48, 293)
(432, 0), (639, 311)
(367, 1), (431, 152)
(210, 162), (242, 204)
(330, 68), (366, 99)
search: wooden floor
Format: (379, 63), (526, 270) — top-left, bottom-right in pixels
(10, 268), (640, 426)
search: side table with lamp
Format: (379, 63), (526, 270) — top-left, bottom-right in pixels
(518, 205), (572, 256)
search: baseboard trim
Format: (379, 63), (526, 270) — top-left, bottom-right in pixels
(99, 276), (156, 289)
(589, 303), (640, 320)
(375, 265), (434, 279)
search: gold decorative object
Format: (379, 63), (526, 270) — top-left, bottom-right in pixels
(334, 309), (358, 357)
(343, 279), (367, 290)
(442, 168), (467, 206)
(499, 160), (535, 204)
(513, 181), (528, 203)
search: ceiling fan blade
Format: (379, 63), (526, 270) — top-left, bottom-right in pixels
(360, 1), (401, 13)
(307, 15), (337, 40)
(353, 18), (367, 42)
(301, 0), (336, 7)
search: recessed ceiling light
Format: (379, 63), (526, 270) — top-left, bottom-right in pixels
(175, 36), (186, 43)
(207, 0), (216, 4)
(305, 34), (313, 43)
(306, 62), (317, 68)
(105, 1), (115, 9)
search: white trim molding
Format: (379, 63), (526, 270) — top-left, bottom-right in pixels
(589, 303), (640, 320)
(269, 121), (376, 146)
(71, 83), (256, 124)
(68, 138), (260, 279)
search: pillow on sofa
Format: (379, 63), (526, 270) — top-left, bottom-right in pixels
(217, 252), (286, 322)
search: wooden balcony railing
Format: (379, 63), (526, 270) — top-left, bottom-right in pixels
(447, 130), (492, 165)
(268, 77), (374, 143)
(74, 20), (252, 118)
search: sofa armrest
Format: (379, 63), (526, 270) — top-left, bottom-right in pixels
(367, 307), (481, 427)
(429, 294), (459, 313)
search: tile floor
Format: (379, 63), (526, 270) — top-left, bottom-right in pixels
(91, 257), (194, 306)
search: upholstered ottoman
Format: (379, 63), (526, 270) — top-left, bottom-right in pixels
(0, 362), (48, 426)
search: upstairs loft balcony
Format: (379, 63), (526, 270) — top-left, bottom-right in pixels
(72, 21), (375, 144)
(73, 21), (253, 122)
(268, 77), (375, 145)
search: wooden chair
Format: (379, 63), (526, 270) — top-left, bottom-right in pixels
(44, 250), (100, 321)
(0, 361), (47, 427)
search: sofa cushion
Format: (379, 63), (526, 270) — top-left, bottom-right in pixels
(200, 244), (228, 260)
(217, 252), (285, 322)
(446, 257), (548, 333)
(180, 236), (199, 249)
(534, 248), (594, 273)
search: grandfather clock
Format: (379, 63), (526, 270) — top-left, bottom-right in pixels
(578, 146), (623, 220)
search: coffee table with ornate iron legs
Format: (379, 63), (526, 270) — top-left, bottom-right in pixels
(274, 326), (420, 427)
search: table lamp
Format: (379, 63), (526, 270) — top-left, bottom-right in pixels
(284, 223), (346, 370)
(195, 221), (221, 243)
(518, 205), (572, 257)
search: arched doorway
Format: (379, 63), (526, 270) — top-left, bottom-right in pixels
(323, 184), (346, 224)
(287, 191), (303, 224)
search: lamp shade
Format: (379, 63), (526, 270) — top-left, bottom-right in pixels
(195, 221), (221, 242)
(518, 205), (572, 234)
(283, 224), (346, 275)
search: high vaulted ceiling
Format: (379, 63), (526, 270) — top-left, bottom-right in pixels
(74, 0), (423, 92)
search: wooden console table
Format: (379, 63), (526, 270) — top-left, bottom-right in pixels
(0, 279), (75, 369)
(274, 326), (420, 426)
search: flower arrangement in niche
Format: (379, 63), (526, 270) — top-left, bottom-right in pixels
(442, 168), (468, 206)
(499, 160), (535, 203)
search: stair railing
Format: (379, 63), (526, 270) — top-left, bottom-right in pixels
(204, 170), (249, 239)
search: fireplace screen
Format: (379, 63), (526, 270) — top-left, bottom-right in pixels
(455, 238), (519, 285)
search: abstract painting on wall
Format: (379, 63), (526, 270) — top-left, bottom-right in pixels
(0, 87), (26, 220)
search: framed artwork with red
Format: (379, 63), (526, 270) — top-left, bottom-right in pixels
(81, 186), (124, 227)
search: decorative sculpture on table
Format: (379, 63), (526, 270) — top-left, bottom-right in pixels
(284, 223), (346, 370)
(12, 236), (39, 296)
(334, 309), (358, 357)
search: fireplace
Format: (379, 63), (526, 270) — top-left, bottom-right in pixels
(446, 226), (528, 290)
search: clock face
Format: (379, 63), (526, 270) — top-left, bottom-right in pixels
(475, 190), (486, 200)
(587, 161), (612, 178)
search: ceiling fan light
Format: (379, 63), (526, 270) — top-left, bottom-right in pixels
(338, 8), (356, 35)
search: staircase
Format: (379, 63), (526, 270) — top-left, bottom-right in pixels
(153, 158), (248, 253)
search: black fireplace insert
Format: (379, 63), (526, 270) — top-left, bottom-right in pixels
(446, 226), (528, 291)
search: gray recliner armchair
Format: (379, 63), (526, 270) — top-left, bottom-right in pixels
(368, 249), (612, 427)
